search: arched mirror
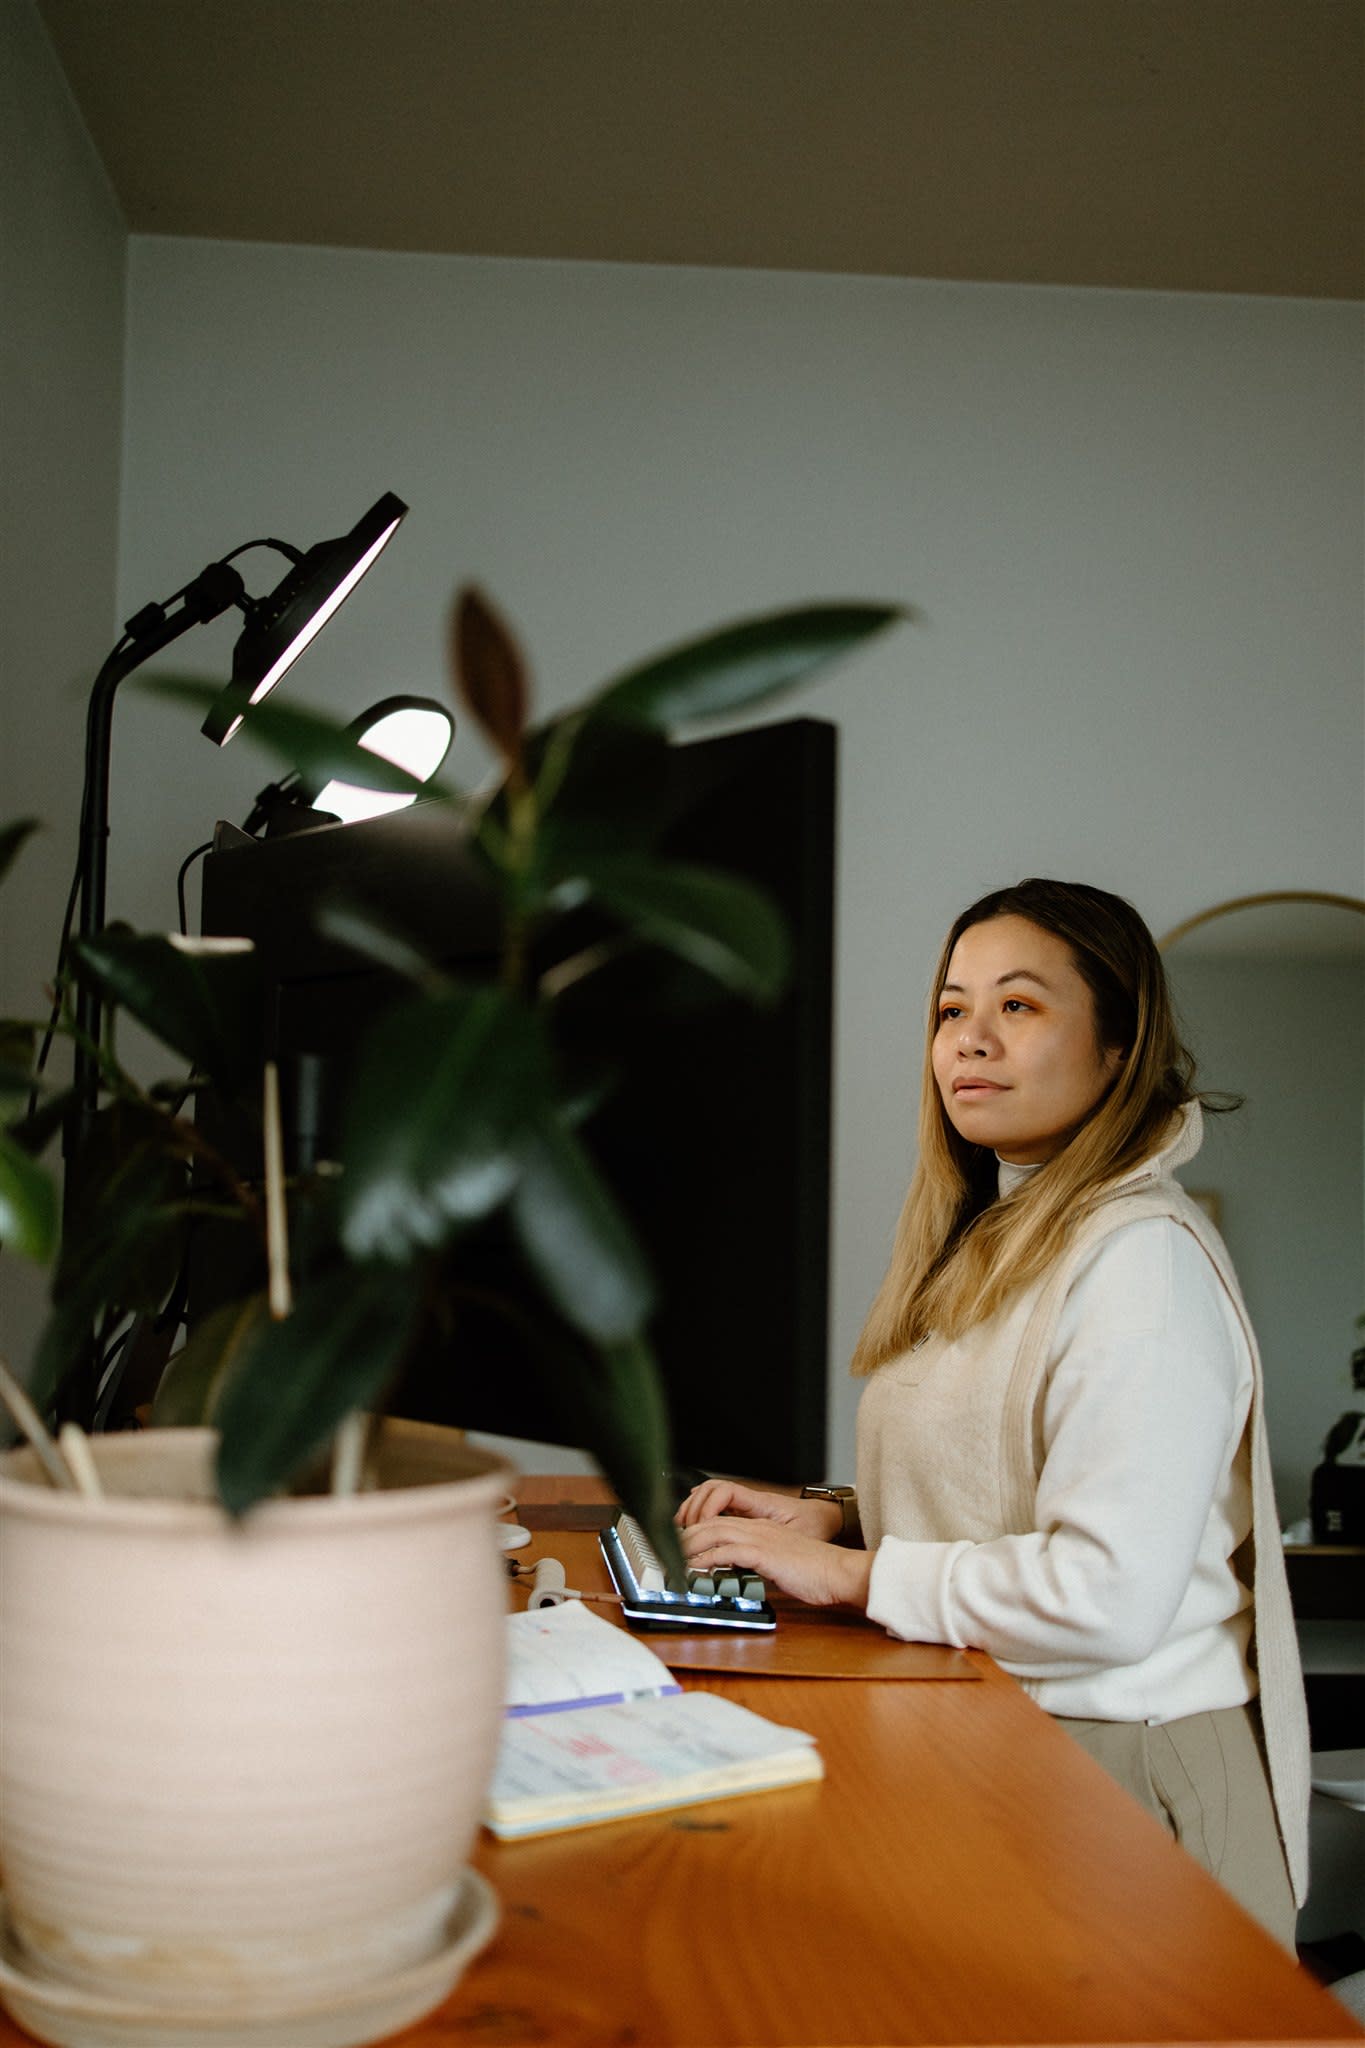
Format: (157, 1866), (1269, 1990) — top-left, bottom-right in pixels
(1160, 892), (1365, 1528)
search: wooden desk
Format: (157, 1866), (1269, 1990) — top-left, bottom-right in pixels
(451, 1480), (1359, 2046)
(1, 1482), (1358, 2048)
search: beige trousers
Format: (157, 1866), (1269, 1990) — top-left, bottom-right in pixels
(1055, 1703), (1297, 1952)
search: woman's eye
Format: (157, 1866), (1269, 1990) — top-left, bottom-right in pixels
(1002, 999), (1031, 1014)
(937, 1006), (962, 1024)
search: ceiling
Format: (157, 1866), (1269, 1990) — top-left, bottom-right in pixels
(36, 0), (1364, 298)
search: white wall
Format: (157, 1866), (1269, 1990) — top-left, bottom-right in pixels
(0, 0), (126, 1367)
(106, 238), (1364, 1476)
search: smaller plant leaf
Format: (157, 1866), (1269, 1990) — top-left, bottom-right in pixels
(56, 1102), (190, 1309)
(6, 1086), (78, 1159)
(0, 1065), (36, 1110)
(339, 984), (552, 1262)
(213, 1265), (421, 1515)
(592, 602), (903, 730)
(451, 585), (528, 769)
(152, 1293), (270, 1427)
(0, 818), (40, 887)
(0, 1021), (36, 1091)
(529, 711), (673, 860)
(70, 928), (266, 1096)
(509, 1112), (653, 1345)
(1, 1015), (36, 1064)
(550, 853), (789, 1005)
(563, 1330), (680, 1570)
(0, 1128), (58, 1261)
(473, 711), (677, 923)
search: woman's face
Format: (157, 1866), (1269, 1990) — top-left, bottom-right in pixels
(931, 914), (1124, 1165)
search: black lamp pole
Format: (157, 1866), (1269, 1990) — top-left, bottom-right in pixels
(70, 562), (247, 1157)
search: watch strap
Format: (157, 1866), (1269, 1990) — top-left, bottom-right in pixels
(800, 1484), (859, 1542)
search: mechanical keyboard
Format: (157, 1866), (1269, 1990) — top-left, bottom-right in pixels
(599, 1509), (776, 1632)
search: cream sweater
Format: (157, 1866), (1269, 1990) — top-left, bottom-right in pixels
(856, 1104), (1310, 1901)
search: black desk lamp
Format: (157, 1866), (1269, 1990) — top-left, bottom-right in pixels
(72, 492), (407, 1140)
(198, 494), (407, 747)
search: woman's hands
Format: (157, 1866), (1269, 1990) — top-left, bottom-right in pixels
(675, 1480), (839, 1541)
(675, 1482), (872, 1610)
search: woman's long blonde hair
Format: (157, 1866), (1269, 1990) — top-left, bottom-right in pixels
(850, 878), (1197, 1374)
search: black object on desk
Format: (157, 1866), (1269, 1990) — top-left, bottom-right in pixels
(1285, 1542), (1365, 1751)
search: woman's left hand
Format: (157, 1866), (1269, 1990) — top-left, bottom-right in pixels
(679, 1515), (873, 1609)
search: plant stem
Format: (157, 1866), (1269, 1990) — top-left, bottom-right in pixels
(538, 934), (631, 1001)
(532, 707), (587, 816)
(262, 1061), (292, 1319)
(57, 1422), (104, 1499)
(500, 771), (540, 998)
(0, 1356), (75, 1490)
(331, 1411), (368, 1495)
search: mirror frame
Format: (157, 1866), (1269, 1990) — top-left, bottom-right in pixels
(1158, 890), (1365, 952)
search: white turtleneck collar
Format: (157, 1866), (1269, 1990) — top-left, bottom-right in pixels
(996, 1155), (1043, 1198)
(993, 1101), (1205, 1203)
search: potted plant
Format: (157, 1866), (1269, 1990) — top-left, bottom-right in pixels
(0, 588), (899, 2046)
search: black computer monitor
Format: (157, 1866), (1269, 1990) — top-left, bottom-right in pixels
(197, 716), (834, 1483)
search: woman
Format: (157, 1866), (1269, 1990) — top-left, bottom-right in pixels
(678, 877), (1308, 1947)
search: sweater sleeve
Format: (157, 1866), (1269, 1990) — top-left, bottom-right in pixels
(865, 1218), (1252, 1676)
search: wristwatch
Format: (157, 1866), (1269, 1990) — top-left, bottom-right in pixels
(800, 1484), (859, 1542)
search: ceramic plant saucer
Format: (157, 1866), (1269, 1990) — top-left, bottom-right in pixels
(0, 1867), (498, 2048)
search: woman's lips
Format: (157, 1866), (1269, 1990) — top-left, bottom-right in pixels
(952, 1078), (1006, 1094)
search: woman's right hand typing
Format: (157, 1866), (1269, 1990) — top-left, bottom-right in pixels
(675, 1480), (842, 1544)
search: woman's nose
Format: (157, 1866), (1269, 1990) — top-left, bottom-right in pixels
(957, 1015), (992, 1055)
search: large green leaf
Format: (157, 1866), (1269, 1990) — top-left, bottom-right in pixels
(549, 853), (789, 1005)
(137, 675), (460, 803)
(430, 1253), (678, 1565)
(338, 984), (551, 1262)
(213, 1265), (421, 1515)
(564, 1331), (679, 1570)
(0, 1023), (37, 1111)
(70, 927), (265, 1095)
(474, 713), (675, 924)
(592, 602), (902, 729)
(0, 1128), (57, 1261)
(0, 818), (40, 887)
(152, 1293), (269, 1426)
(509, 1112), (653, 1345)
(530, 711), (673, 857)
